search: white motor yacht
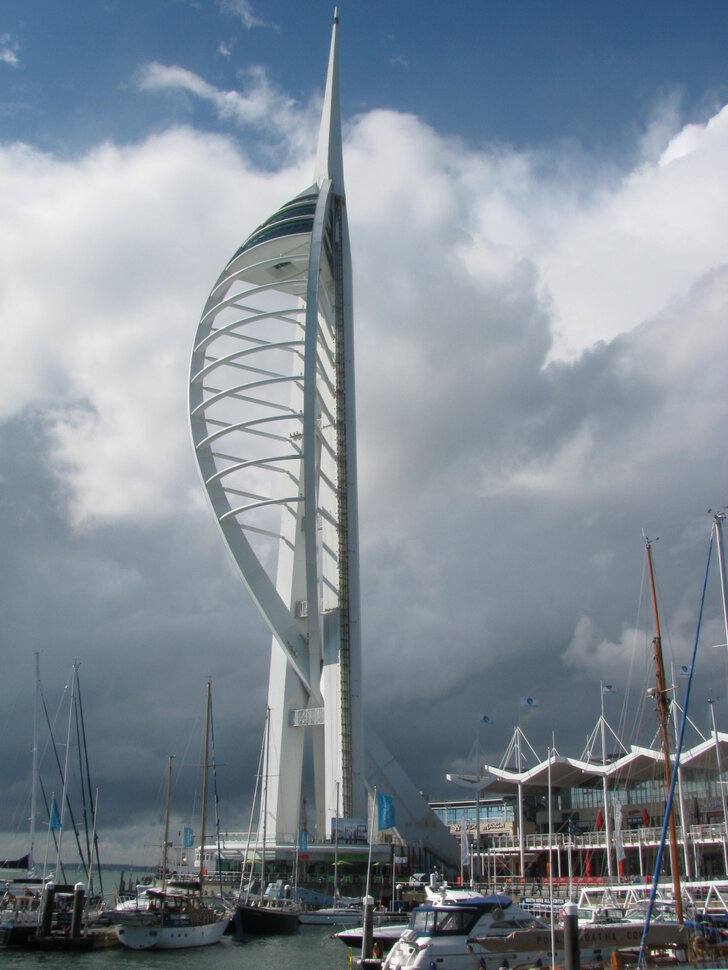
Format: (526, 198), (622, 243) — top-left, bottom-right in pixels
(382, 882), (681, 970)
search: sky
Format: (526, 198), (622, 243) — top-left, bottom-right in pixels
(2, 0), (728, 865)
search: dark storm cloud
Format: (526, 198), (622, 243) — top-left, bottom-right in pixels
(1, 93), (728, 858)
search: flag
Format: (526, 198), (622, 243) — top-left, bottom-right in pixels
(520, 696), (540, 709)
(596, 809), (604, 831)
(183, 826), (194, 848)
(677, 664), (689, 678)
(377, 792), (395, 831)
(460, 822), (470, 868)
(602, 684), (617, 694)
(50, 797), (61, 831)
(299, 830), (308, 851)
(642, 808), (649, 827)
(479, 714), (493, 725)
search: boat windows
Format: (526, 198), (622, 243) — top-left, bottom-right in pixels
(488, 917), (549, 932)
(409, 908), (482, 936)
(516, 917), (550, 929)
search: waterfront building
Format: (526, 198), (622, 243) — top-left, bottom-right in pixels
(442, 727), (728, 884)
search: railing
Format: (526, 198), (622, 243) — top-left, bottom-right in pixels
(486, 821), (727, 854)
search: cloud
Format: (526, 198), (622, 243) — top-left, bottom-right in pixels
(135, 62), (317, 163)
(218, 0), (271, 31)
(0, 33), (20, 67)
(0, 128), (313, 527)
(2, 89), (728, 857)
(540, 104), (728, 359)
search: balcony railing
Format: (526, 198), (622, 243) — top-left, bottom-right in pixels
(485, 821), (727, 854)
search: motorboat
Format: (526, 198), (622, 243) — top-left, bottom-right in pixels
(335, 920), (410, 951)
(299, 903), (364, 925)
(381, 882), (687, 970)
(382, 885), (551, 970)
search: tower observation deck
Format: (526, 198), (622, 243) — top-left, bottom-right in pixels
(189, 12), (459, 866)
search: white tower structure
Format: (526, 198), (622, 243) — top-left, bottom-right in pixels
(189, 12), (460, 866)
(189, 11), (364, 841)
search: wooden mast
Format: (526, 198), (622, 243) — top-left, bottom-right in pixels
(645, 536), (684, 924)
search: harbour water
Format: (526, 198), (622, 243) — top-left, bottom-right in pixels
(2, 924), (347, 970)
(2, 870), (350, 970)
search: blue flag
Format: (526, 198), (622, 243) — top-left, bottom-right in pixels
(299, 830), (308, 851)
(50, 797), (61, 831)
(377, 792), (395, 831)
(183, 826), (194, 848)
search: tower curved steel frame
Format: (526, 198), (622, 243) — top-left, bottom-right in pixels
(188, 13), (365, 841)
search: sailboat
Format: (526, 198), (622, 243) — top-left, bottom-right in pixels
(0, 653), (44, 947)
(115, 683), (232, 950)
(299, 780), (362, 924)
(2, 659), (114, 950)
(233, 707), (300, 936)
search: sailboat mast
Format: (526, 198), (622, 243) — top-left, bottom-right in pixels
(334, 780), (340, 902)
(199, 680), (211, 889)
(55, 662), (77, 881)
(599, 684), (614, 878)
(28, 651), (40, 874)
(645, 537), (684, 923)
(161, 755), (174, 892)
(261, 706), (271, 895)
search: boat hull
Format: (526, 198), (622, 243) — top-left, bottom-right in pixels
(233, 902), (300, 937)
(0, 921), (37, 947)
(115, 914), (229, 950)
(299, 906), (364, 925)
(335, 923), (409, 950)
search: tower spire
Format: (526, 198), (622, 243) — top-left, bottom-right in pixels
(314, 9), (344, 192)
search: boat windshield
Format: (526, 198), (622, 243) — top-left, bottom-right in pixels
(409, 907), (482, 936)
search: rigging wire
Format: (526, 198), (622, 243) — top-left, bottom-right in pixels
(637, 530), (714, 967)
(75, 672), (104, 893)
